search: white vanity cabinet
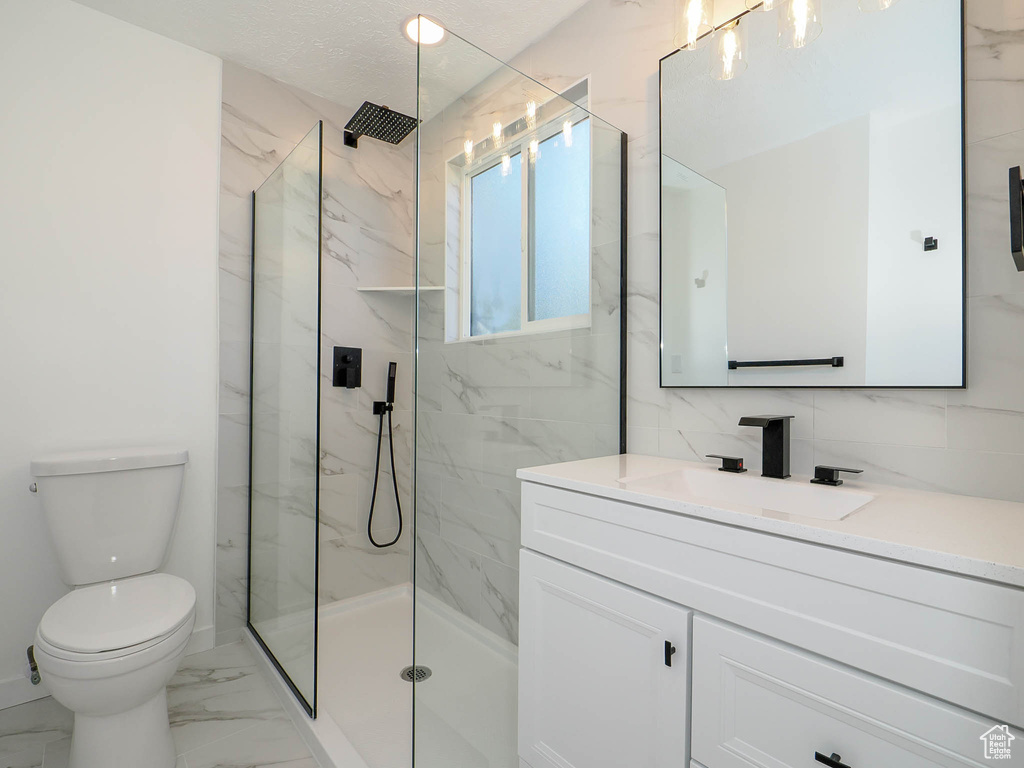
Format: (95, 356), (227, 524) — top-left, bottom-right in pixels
(517, 468), (1024, 768)
(518, 550), (690, 768)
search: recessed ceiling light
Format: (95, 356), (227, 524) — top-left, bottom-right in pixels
(403, 16), (446, 45)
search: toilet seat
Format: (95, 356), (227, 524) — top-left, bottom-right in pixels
(38, 573), (195, 659)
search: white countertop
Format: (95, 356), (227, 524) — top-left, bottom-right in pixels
(517, 454), (1024, 589)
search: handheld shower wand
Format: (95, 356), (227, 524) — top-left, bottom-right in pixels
(368, 362), (402, 548)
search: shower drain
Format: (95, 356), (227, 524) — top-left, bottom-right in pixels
(400, 665), (433, 683)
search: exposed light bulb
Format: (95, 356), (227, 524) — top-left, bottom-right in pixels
(492, 121), (503, 149)
(711, 20), (746, 80)
(778, 0), (822, 49)
(562, 120), (574, 148)
(464, 138), (474, 163)
(501, 153), (512, 177)
(675, 0), (714, 51)
(526, 101), (537, 129)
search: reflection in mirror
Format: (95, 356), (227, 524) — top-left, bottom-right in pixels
(660, 0), (964, 387)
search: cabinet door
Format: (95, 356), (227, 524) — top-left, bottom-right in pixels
(519, 550), (691, 768)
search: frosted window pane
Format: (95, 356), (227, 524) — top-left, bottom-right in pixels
(471, 154), (522, 336)
(531, 118), (591, 321)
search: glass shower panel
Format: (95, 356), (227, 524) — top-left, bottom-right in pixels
(415, 28), (624, 768)
(249, 122), (322, 716)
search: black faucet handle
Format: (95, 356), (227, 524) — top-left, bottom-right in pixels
(738, 415), (795, 428)
(706, 454), (747, 473)
(811, 465), (863, 487)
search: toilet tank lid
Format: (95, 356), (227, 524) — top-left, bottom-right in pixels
(31, 447), (189, 477)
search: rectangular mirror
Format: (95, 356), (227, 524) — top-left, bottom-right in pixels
(660, 0), (965, 388)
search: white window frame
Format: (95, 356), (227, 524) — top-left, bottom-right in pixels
(457, 107), (593, 342)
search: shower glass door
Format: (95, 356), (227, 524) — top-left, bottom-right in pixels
(415, 27), (625, 767)
(248, 122), (323, 716)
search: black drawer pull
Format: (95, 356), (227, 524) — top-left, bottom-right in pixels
(664, 641), (676, 667)
(815, 753), (851, 768)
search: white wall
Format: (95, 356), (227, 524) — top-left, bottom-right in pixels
(716, 117), (871, 386)
(0, 0), (221, 705)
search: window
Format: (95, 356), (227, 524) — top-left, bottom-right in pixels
(460, 113), (592, 339)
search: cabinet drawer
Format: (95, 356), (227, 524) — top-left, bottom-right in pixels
(691, 617), (1022, 768)
(522, 482), (1024, 725)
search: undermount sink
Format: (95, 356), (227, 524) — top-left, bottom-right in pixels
(624, 465), (875, 522)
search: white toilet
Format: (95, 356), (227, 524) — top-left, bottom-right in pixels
(31, 447), (196, 768)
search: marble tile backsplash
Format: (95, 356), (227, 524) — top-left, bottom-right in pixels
(506, 0), (1024, 503)
(216, 61), (414, 645)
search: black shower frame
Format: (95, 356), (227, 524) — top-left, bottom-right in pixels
(246, 120), (324, 719)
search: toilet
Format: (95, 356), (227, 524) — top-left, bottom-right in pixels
(30, 447), (196, 768)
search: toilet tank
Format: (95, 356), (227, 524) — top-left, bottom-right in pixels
(31, 447), (189, 586)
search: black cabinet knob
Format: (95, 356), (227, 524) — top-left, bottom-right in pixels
(815, 752), (851, 768)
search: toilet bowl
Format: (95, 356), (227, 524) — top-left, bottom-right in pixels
(30, 447), (194, 768)
(34, 573), (196, 768)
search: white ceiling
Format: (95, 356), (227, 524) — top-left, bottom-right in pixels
(72, 0), (593, 115)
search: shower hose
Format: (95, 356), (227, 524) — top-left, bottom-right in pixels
(367, 406), (403, 548)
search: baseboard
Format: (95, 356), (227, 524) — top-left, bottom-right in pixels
(0, 671), (51, 711)
(243, 628), (370, 768)
(185, 623), (215, 656)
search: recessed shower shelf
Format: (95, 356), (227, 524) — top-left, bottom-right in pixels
(356, 286), (444, 295)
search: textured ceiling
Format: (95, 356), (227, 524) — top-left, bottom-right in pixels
(72, 0), (593, 114)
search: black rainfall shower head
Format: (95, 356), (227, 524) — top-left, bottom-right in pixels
(343, 101), (418, 148)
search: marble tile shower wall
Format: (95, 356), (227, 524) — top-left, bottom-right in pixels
(414, 70), (623, 646)
(217, 61), (414, 646)
(500, 0), (1024, 502)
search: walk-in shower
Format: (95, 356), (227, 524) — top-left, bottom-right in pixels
(245, 23), (626, 768)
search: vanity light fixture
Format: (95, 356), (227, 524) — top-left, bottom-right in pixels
(529, 138), (540, 164)
(675, 0), (714, 50)
(492, 121), (504, 149)
(710, 20), (747, 80)
(526, 101), (537, 129)
(403, 16), (446, 45)
(858, 0), (901, 10)
(501, 153), (512, 177)
(562, 120), (574, 148)
(463, 138), (474, 164)
(778, 0), (822, 49)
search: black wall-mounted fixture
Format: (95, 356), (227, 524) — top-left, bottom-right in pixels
(729, 357), (843, 370)
(924, 236), (939, 252)
(738, 415), (794, 479)
(333, 346), (362, 388)
(343, 102), (418, 148)
(1011, 166), (1024, 272)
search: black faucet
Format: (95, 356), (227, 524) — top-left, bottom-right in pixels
(738, 415), (794, 479)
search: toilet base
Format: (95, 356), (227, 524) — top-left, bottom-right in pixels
(69, 689), (176, 768)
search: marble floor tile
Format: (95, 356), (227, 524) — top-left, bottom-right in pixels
(167, 642), (304, 757)
(0, 642), (317, 768)
(3, 744), (42, 768)
(181, 718), (317, 768)
(0, 697), (71, 763)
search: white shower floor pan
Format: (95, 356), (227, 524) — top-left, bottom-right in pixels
(249, 584), (518, 768)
